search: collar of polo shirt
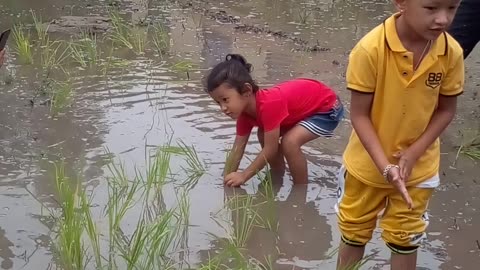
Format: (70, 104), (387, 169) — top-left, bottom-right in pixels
(383, 13), (448, 57)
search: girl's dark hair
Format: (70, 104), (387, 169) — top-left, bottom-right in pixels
(206, 54), (259, 93)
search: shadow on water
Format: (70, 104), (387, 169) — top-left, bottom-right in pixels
(0, 0), (479, 269)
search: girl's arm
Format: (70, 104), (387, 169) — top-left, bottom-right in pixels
(224, 134), (249, 176)
(241, 128), (280, 180)
(350, 91), (390, 172)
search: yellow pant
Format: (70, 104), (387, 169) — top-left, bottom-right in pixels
(336, 167), (433, 253)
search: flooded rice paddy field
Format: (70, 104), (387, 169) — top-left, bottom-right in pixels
(0, 0), (479, 269)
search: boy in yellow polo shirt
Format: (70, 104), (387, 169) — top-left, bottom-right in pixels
(335, 0), (464, 269)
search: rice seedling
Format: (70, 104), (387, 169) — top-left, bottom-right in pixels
(459, 134), (480, 161)
(49, 79), (73, 115)
(130, 25), (149, 55)
(106, 160), (141, 233)
(260, 255), (274, 270)
(12, 24), (33, 64)
(41, 40), (71, 74)
(147, 210), (180, 263)
(177, 140), (206, 189)
(462, 146), (480, 160)
(159, 140), (205, 190)
(53, 162), (87, 270)
(298, 4), (313, 25)
(108, 9), (151, 55)
(79, 190), (102, 269)
(152, 23), (169, 58)
(171, 60), (196, 80)
(69, 31), (99, 68)
(254, 170), (279, 233)
(176, 188), (190, 226)
(141, 145), (172, 201)
(31, 9), (49, 46)
(109, 10), (134, 50)
(198, 254), (222, 270)
(223, 145), (236, 175)
(224, 193), (258, 248)
(47, 141), (199, 269)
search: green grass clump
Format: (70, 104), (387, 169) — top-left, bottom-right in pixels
(69, 31), (99, 68)
(12, 24), (33, 64)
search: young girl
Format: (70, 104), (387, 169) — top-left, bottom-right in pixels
(206, 54), (344, 187)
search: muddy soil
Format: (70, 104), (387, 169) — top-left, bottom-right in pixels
(0, 0), (479, 269)
(47, 16), (112, 34)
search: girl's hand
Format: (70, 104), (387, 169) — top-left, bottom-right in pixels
(224, 171), (247, 187)
(387, 166), (413, 209)
(393, 148), (421, 183)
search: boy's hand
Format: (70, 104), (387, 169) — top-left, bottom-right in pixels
(224, 171), (247, 187)
(0, 49), (5, 67)
(387, 166), (413, 209)
(393, 148), (421, 183)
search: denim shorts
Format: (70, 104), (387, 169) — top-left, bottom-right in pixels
(299, 98), (344, 138)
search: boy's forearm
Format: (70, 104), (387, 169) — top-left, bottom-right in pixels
(352, 114), (391, 173)
(409, 98), (457, 155)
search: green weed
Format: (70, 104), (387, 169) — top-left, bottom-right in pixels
(109, 11), (134, 49)
(224, 193), (258, 248)
(69, 31), (99, 67)
(31, 9), (49, 46)
(40, 39), (71, 74)
(109, 10), (148, 55)
(152, 23), (169, 58)
(53, 163), (86, 270)
(49, 79), (73, 115)
(130, 26), (149, 55)
(171, 60), (196, 80)
(298, 4), (313, 25)
(460, 135), (480, 160)
(12, 24), (33, 64)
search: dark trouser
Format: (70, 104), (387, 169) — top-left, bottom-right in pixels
(448, 0), (480, 59)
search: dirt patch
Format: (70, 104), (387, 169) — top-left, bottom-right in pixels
(234, 24), (330, 52)
(179, 0), (330, 53)
(47, 16), (111, 34)
(179, 2), (240, 24)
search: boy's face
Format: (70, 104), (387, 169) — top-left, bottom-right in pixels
(396, 0), (461, 40)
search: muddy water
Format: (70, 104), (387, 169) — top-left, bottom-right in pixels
(0, 0), (479, 269)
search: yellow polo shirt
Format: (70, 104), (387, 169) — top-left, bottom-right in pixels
(343, 14), (464, 188)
